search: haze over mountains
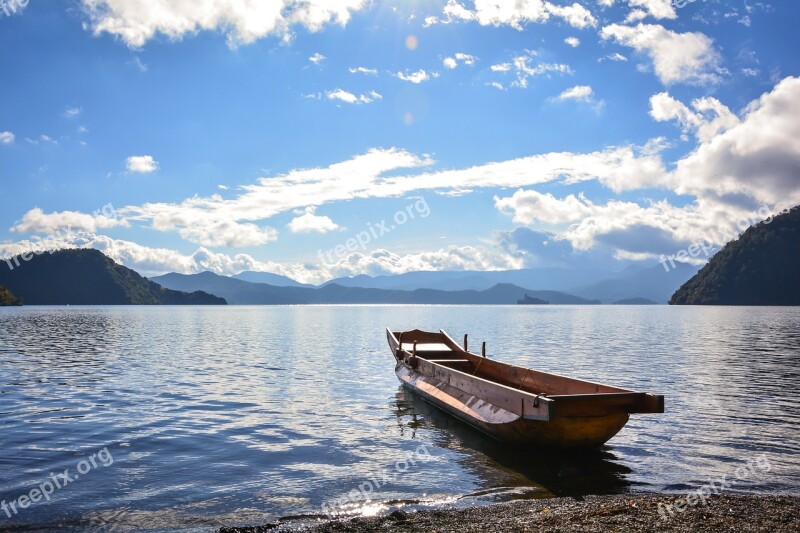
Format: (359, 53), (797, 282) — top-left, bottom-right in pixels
(151, 272), (603, 305)
(671, 206), (800, 305)
(152, 262), (698, 305)
(311, 264), (698, 302)
(0, 249), (703, 306)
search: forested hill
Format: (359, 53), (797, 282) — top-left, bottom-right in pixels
(0, 249), (227, 305)
(0, 285), (22, 306)
(670, 206), (800, 305)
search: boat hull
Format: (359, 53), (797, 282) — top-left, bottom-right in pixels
(388, 328), (662, 449)
(396, 362), (629, 448)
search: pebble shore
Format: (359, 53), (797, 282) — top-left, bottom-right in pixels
(220, 494), (799, 532)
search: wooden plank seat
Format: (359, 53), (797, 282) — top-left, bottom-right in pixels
(400, 342), (453, 352)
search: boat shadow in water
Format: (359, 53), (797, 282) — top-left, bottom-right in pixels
(393, 387), (634, 500)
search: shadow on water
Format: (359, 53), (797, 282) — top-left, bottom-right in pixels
(392, 386), (633, 501)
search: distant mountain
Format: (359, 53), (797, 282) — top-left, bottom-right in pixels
(612, 298), (658, 305)
(671, 206), (800, 305)
(323, 267), (618, 292)
(151, 272), (308, 304)
(152, 272), (600, 305)
(0, 249), (227, 305)
(0, 285), (22, 306)
(232, 271), (312, 287)
(571, 263), (700, 304)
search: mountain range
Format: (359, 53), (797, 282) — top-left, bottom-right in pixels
(148, 259), (700, 305)
(0, 248), (706, 306)
(312, 263), (699, 304)
(150, 272), (603, 305)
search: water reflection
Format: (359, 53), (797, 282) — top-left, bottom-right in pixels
(392, 387), (632, 501)
(0, 305), (798, 532)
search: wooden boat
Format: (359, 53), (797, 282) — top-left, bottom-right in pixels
(387, 328), (664, 449)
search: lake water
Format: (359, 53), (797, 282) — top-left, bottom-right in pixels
(0, 305), (798, 531)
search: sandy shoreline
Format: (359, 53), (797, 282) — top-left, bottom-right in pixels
(219, 493), (799, 532)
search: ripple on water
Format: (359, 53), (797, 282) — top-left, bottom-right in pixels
(0, 305), (798, 531)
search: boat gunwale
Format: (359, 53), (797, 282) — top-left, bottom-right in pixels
(387, 328), (664, 415)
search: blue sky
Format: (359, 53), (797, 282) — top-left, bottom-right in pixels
(1, 0), (798, 283)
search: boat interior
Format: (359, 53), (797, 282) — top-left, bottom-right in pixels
(390, 329), (634, 397)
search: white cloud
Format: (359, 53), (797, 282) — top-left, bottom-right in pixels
(431, 0), (597, 29)
(493, 78), (800, 258)
(126, 155), (159, 173)
(130, 56), (148, 72)
(442, 52), (477, 69)
(564, 36), (580, 47)
(669, 76), (800, 208)
(12, 78), (798, 263)
(40, 135), (58, 145)
(624, 9), (647, 23)
(0, 131), (14, 144)
(600, 23), (721, 85)
(495, 190), (594, 225)
(348, 66), (377, 75)
(601, 52), (628, 62)
(650, 92), (739, 143)
(628, 0), (676, 20)
(490, 63), (512, 72)
(554, 84), (605, 111)
(491, 50), (572, 89)
(325, 89), (381, 104)
(63, 107), (82, 118)
(177, 220), (277, 247)
(0, 231), (517, 284)
(557, 85), (594, 102)
(11, 202), (277, 251)
(47, 142), (658, 251)
(309, 52), (326, 64)
(395, 69), (438, 84)
(493, 191), (766, 260)
(546, 2), (597, 28)
(11, 207), (128, 234)
(120, 143), (667, 232)
(79, 0), (369, 48)
(287, 206), (342, 233)
(321, 246), (521, 279)
(487, 81), (505, 90)
(455, 52), (477, 65)
(0, 232), (290, 279)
